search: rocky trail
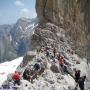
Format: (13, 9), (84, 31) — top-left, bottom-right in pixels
(1, 26), (88, 90)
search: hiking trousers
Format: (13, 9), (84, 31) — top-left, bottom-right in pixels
(14, 80), (20, 85)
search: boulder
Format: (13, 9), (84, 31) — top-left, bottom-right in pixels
(50, 64), (59, 73)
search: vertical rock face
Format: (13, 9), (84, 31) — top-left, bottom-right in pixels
(36, 0), (90, 59)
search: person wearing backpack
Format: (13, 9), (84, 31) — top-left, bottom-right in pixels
(12, 71), (21, 85)
(74, 70), (81, 90)
(75, 70), (81, 83)
(78, 76), (86, 90)
(34, 63), (40, 71)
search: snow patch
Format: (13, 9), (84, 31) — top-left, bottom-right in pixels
(0, 57), (23, 86)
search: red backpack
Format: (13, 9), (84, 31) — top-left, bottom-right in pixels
(12, 72), (20, 81)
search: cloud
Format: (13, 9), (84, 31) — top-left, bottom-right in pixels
(20, 8), (37, 18)
(20, 8), (30, 18)
(15, 0), (24, 7)
(21, 8), (30, 13)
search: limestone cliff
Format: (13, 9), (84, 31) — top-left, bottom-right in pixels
(35, 0), (90, 59)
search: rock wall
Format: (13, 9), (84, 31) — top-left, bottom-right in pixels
(36, 0), (90, 59)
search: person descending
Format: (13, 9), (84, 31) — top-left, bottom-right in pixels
(12, 71), (21, 85)
(23, 68), (30, 81)
(78, 76), (86, 90)
(53, 47), (57, 57)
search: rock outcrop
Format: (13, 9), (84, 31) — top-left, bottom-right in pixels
(36, 0), (90, 59)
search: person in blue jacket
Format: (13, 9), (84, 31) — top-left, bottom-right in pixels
(78, 76), (86, 90)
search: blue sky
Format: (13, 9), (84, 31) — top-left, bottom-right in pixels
(0, 0), (36, 25)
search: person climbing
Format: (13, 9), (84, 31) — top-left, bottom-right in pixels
(78, 76), (86, 90)
(74, 70), (81, 90)
(75, 70), (81, 83)
(12, 71), (21, 85)
(23, 68), (31, 81)
(53, 47), (57, 57)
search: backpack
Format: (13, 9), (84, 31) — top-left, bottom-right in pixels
(34, 63), (40, 70)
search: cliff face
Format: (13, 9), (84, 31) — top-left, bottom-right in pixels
(36, 0), (90, 59)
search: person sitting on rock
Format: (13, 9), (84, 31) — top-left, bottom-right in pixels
(12, 71), (21, 85)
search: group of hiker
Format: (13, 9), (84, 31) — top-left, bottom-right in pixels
(12, 57), (46, 86)
(45, 46), (69, 74)
(10, 45), (86, 90)
(45, 46), (86, 90)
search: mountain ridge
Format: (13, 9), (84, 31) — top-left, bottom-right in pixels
(0, 17), (37, 62)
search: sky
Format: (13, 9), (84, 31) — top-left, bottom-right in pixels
(0, 0), (36, 25)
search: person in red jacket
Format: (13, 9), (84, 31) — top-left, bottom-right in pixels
(59, 56), (65, 67)
(12, 71), (21, 85)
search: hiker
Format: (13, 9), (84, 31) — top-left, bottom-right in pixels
(59, 56), (65, 67)
(67, 49), (74, 55)
(75, 70), (81, 83)
(74, 70), (81, 90)
(35, 61), (45, 75)
(58, 56), (65, 74)
(53, 47), (57, 57)
(63, 64), (68, 74)
(57, 53), (61, 60)
(23, 68), (31, 81)
(46, 50), (49, 57)
(78, 76), (86, 90)
(12, 71), (21, 85)
(34, 63), (40, 71)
